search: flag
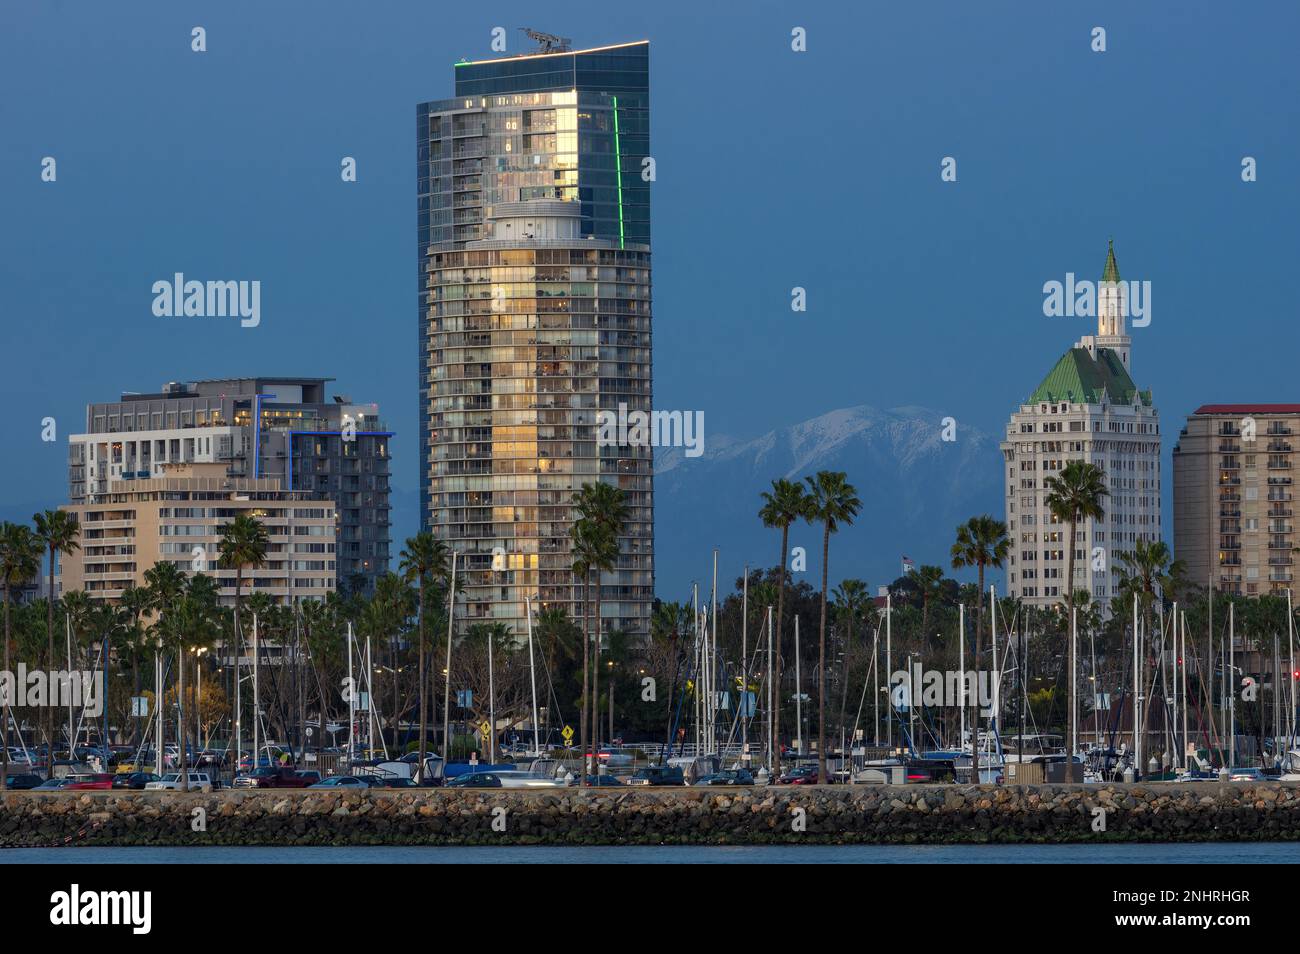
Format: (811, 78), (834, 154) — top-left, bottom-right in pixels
(902, 555), (915, 575)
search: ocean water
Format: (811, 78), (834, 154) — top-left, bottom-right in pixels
(6, 843), (1297, 864)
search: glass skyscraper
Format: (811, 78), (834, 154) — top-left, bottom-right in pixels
(417, 40), (653, 638)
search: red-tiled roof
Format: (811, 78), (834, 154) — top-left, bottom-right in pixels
(1193, 404), (1300, 415)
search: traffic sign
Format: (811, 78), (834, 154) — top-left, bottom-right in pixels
(560, 724), (574, 745)
(479, 721), (491, 741)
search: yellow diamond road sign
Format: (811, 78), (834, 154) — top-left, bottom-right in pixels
(479, 721), (491, 740)
(561, 724), (574, 744)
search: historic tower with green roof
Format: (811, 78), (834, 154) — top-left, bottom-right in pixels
(999, 241), (1161, 616)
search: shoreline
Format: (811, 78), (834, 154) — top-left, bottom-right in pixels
(5, 783), (1300, 848)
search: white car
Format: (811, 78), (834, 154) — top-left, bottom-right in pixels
(144, 772), (213, 792)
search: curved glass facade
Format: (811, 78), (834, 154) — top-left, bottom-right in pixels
(417, 41), (654, 639)
(425, 242), (653, 636)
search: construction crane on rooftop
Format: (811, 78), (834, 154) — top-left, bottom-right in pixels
(519, 28), (572, 53)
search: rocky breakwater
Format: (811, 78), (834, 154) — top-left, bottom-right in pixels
(3, 783), (1300, 847)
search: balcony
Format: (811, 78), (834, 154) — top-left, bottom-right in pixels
(1218, 442), (1241, 453)
(1268, 441), (1293, 452)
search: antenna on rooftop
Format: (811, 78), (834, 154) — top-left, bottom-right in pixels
(519, 28), (572, 53)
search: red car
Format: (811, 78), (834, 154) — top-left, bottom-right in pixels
(776, 765), (827, 785)
(63, 773), (115, 790)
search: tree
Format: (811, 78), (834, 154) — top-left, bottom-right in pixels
(832, 579), (871, 745)
(217, 513), (268, 744)
(33, 508), (79, 757)
(801, 471), (861, 783)
(908, 564), (946, 649)
(0, 522), (41, 791)
(144, 560), (188, 785)
(950, 515), (1010, 784)
(759, 478), (808, 767)
(570, 517), (615, 781)
(364, 572), (417, 748)
(1116, 537), (1184, 754)
(400, 532), (449, 776)
(572, 482), (627, 767)
(1044, 460), (1108, 758)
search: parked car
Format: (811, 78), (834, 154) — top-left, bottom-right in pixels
(776, 765), (823, 785)
(362, 777), (417, 788)
(626, 766), (685, 786)
(3, 773), (43, 790)
(145, 772), (214, 792)
(1228, 766), (1265, 782)
(445, 772), (504, 788)
(307, 776), (370, 789)
(694, 769), (755, 786)
(232, 767), (318, 789)
(63, 773), (116, 791)
(112, 772), (162, 790)
(571, 774), (624, 787)
(33, 776), (69, 791)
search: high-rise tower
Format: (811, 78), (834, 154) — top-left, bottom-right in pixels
(1000, 242), (1161, 613)
(417, 40), (654, 638)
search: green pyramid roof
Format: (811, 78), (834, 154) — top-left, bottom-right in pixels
(1101, 239), (1121, 284)
(1027, 347), (1151, 407)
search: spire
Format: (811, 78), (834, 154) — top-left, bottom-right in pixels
(1101, 238), (1120, 284)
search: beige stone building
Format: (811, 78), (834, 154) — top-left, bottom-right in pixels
(1172, 405), (1299, 597)
(59, 462), (336, 604)
(1001, 242), (1162, 613)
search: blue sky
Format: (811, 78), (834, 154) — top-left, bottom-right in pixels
(1, 0), (1296, 589)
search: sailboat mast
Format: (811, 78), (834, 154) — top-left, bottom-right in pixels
(525, 596), (540, 757)
(741, 565), (748, 761)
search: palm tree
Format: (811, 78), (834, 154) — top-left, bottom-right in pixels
(217, 513), (268, 750)
(758, 478), (808, 769)
(33, 508), (79, 757)
(1044, 460), (1108, 757)
(119, 586), (152, 745)
(365, 572), (416, 748)
(801, 471), (861, 783)
(570, 518), (612, 782)
(832, 579), (870, 744)
(164, 578), (220, 790)
(143, 559), (188, 784)
(950, 515), (1010, 784)
(1117, 537), (1183, 750)
(399, 532), (449, 777)
(909, 564), (946, 647)
(0, 522), (41, 791)
(572, 483), (627, 763)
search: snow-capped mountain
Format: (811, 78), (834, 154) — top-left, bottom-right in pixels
(653, 405), (1004, 598)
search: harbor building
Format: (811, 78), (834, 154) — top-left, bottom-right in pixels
(1173, 404), (1299, 597)
(58, 462), (336, 604)
(418, 37), (654, 637)
(68, 377), (391, 595)
(1001, 242), (1162, 611)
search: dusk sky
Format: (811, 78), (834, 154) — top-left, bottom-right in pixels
(2, 0), (1296, 590)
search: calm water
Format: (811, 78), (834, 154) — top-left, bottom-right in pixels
(6, 843), (1297, 864)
